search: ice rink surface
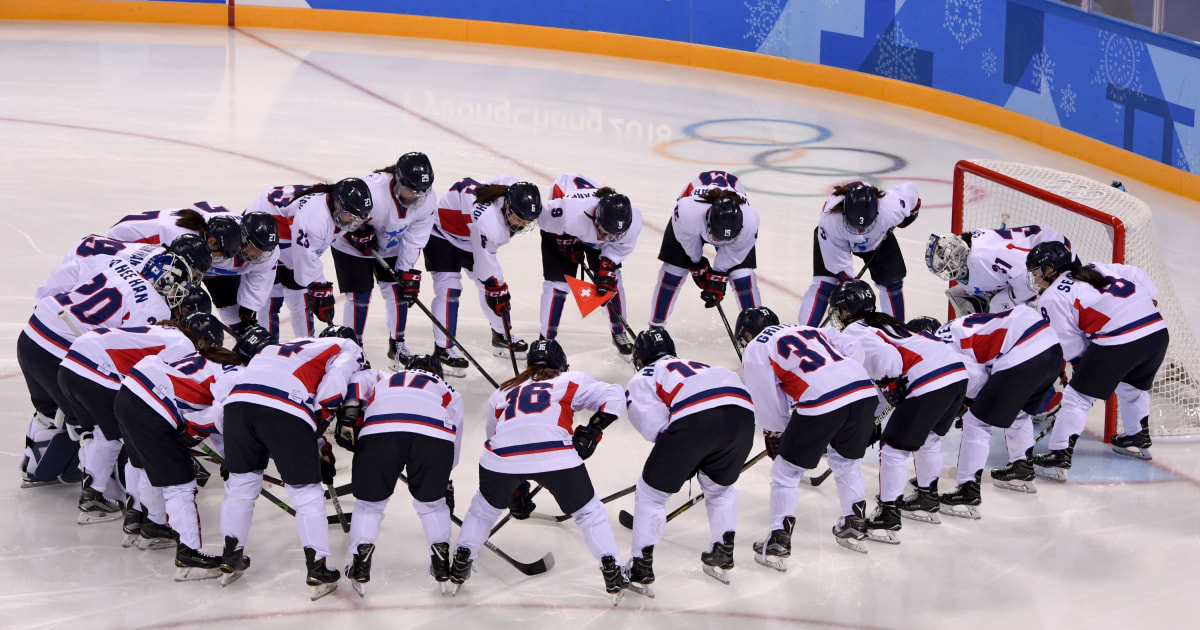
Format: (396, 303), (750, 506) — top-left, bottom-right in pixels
(2, 21), (1199, 630)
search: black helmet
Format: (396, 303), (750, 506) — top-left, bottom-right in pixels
(705, 197), (743, 245)
(179, 311), (225, 348)
(503, 181), (542, 230)
(734, 306), (780, 350)
(240, 211), (279, 261)
(593, 193), (633, 243)
(407, 354), (444, 379)
(1026, 241), (1073, 294)
(176, 284), (213, 317)
(906, 316), (942, 336)
(632, 328), (676, 370)
(167, 233), (212, 280)
(205, 215), (243, 263)
(234, 324), (277, 359)
(331, 178), (373, 229)
(526, 338), (568, 371)
(841, 182), (879, 235)
(393, 152), (434, 205)
(829, 280), (876, 326)
(319, 325), (360, 345)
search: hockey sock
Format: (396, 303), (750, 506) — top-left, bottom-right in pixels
(430, 272), (462, 347)
(344, 292), (371, 337)
(125, 462), (145, 510)
(283, 287), (312, 338)
(1052, 386), (1094, 450)
(572, 495), (621, 563)
(827, 449), (865, 516)
(631, 477), (671, 554)
(456, 492), (504, 559)
(730, 269), (760, 311)
(606, 278), (626, 334)
(163, 481), (202, 550)
(469, 271), (506, 335)
(648, 264), (687, 326)
(878, 444), (910, 502)
(140, 474), (167, 525)
(1115, 383), (1151, 432)
(81, 427), (123, 495)
(382, 284), (409, 340)
(349, 498), (386, 553)
(1004, 413), (1034, 460)
(539, 282), (569, 339)
(878, 281), (905, 321)
(413, 497), (452, 548)
(768, 456), (805, 530)
(798, 277), (836, 326)
(267, 295), (284, 339)
(286, 483), (329, 558)
(220, 471), (262, 546)
(698, 472), (737, 543)
(958, 413), (992, 484)
(913, 433), (943, 487)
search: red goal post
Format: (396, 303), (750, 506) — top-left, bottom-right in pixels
(952, 159), (1200, 439)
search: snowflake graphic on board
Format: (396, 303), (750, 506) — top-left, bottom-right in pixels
(1090, 31), (1143, 124)
(944, 0), (983, 49)
(743, 0), (787, 49)
(1032, 49), (1055, 93)
(981, 48), (997, 77)
(875, 21), (921, 83)
(1060, 83), (1077, 117)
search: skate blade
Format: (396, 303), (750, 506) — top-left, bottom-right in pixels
(309, 582), (338, 601)
(942, 504), (981, 520)
(1112, 446), (1152, 461)
(77, 510), (123, 525)
(702, 564), (731, 585)
(900, 510), (941, 525)
(627, 582), (655, 598)
(1033, 465), (1069, 482)
(439, 581), (449, 596)
(449, 582), (463, 597)
(350, 580), (365, 598)
(866, 529), (901, 545)
(137, 538), (176, 551)
(21, 478), (64, 489)
(834, 536), (868, 554)
(752, 553), (787, 572)
(609, 590), (625, 607)
(992, 478), (1037, 494)
(174, 566), (222, 582)
(219, 570), (245, 587)
(442, 366), (468, 379)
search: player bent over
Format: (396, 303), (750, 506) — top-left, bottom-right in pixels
(1026, 241), (1168, 470)
(449, 339), (630, 604)
(737, 307), (879, 562)
(827, 282), (968, 542)
(335, 355), (463, 596)
(624, 328), (755, 594)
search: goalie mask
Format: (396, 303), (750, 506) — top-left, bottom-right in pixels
(141, 253), (193, 310)
(925, 233), (970, 282)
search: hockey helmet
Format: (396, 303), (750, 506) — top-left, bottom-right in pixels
(905, 316), (942, 336)
(167, 233), (212, 281)
(234, 324), (277, 360)
(526, 338), (568, 371)
(179, 311), (225, 348)
(204, 215), (243, 263)
(393, 152), (435, 207)
(240, 211), (279, 262)
(502, 182), (542, 233)
(176, 284), (213, 317)
(925, 233), (970, 282)
(841, 182), (879, 235)
(828, 280), (876, 327)
(705, 197), (743, 245)
(631, 328), (676, 370)
(407, 354), (444, 379)
(319, 325), (360, 345)
(330, 178), (373, 230)
(1025, 241), (1073, 294)
(141, 252), (193, 310)
(592, 193), (633, 243)
(733, 306), (780, 350)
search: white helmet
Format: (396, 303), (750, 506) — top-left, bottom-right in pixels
(925, 234), (970, 281)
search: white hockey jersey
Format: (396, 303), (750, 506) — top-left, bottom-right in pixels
(937, 305), (1060, 397)
(331, 171), (437, 271)
(347, 368), (465, 465)
(671, 171), (759, 273)
(741, 324), (877, 431)
(125, 352), (242, 438)
(432, 174), (518, 285)
(838, 320), (968, 398)
(245, 185), (343, 287)
(816, 182), (920, 280)
(24, 255), (172, 359)
(38, 236), (164, 301)
(540, 173), (643, 264)
(962, 224), (1072, 307)
(481, 372), (624, 475)
(225, 337), (365, 431)
(62, 325), (197, 390)
(625, 356), (753, 441)
(1037, 262), (1165, 361)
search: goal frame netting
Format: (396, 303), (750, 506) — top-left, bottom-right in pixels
(952, 159), (1200, 439)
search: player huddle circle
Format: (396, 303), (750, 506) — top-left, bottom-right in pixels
(15, 154), (1166, 603)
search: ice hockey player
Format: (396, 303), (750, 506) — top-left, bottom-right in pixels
(334, 152), (436, 367)
(736, 306), (878, 560)
(219, 325), (366, 599)
(647, 171), (761, 329)
(798, 181), (921, 326)
(538, 173), (641, 357)
(623, 328), (754, 593)
(1026, 241), (1168, 471)
(935, 305), (1063, 514)
(926, 224), (1072, 316)
(336, 354), (463, 596)
(449, 339), (629, 604)
(826, 282), (968, 543)
(422, 175), (542, 375)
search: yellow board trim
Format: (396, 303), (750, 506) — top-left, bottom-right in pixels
(4, 0), (1199, 201)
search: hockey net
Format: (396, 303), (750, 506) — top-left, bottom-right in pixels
(952, 159), (1200, 438)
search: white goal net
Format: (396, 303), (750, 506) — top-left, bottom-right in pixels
(953, 159), (1200, 438)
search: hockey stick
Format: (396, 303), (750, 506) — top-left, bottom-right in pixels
(196, 445), (300, 517)
(528, 483), (638, 523)
(715, 301), (742, 361)
(579, 259), (638, 340)
(500, 310), (520, 378)
(819, 229), (893, 327)
(327, 480), (349, 532)
(808, 402), (894, 487)
(618, 449), (768, 529)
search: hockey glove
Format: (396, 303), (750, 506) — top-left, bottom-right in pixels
(876, 376), (909, 406)
(689, 257), (712, 289)
(446, 480), (455, 513)
(345, 226), (377, 256)
(955, 398), (974, 429)
(396, 269), (422, 306)
(897, 199), (921, 228)
(305, 282), (336, 324)
(572, 424), (603, 460)
(335, 399), (363, 452)
(235, 306), (258, 335)
(319, 439), (336, 486)
(556, 236), (585, 264)
(763, 430), (784, 460)
(176, 423), (208, 449)
(484, 280), (511, 316)
(595, 257), (619, 296)
(234, 324), (276, 360)
(700, 270), (729, 308)
(509, 480), (535, 520)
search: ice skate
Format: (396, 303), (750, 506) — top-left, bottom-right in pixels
(832, 501), (869, 554)
(20, 473), (66, 489)
(991, 456), (1037, 494)
(304, 547), (340, 601)
(491, 330), (528, 360)
(752, 516), (793, 572)
(219, 536), (250, 587)
(429, 542), (451, 595)
(1033, 435), (1078, 483)
(626, 546), (655, 598)
(447, 546), (473, 596)
(345, 543), (373, 597)
(137, 520), (179, 550)
(1111, 417), (1152, 460)
(433, 345), (468, 378)
(865, 499), (901, 545)
(387, 337), (413, 370)
(174, 543), (222, 582)
(611, 329), (634, 359)
(77, 475), (123, 524)
(600, 555), (629, 606)
(121, 499), (145, 548)
(940, 471), (982, 520)
(898, 478), (942, 524)
(700, 532), (735, 584)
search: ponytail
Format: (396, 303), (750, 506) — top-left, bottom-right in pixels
(173, 208), (207, 233)
(828, 182), (886, 214)
(698, 188), (745, 206)
(860, 312), (913, 339)
(473, 184), (509, 206)
(1067, 262), (1110, 291)
(499, 366), (562, 391)
(199, 346), (249, 366)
